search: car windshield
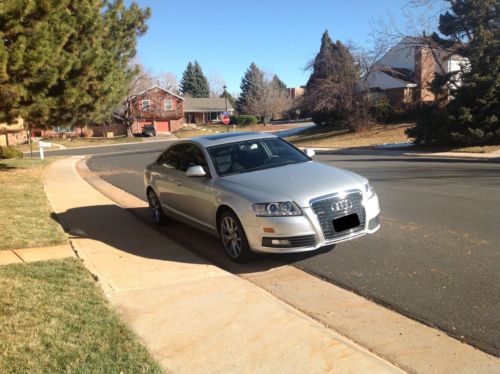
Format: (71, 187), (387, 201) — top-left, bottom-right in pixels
(208, 138), (310, 176)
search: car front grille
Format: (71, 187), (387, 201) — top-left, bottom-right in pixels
(310, 191), (365, 241)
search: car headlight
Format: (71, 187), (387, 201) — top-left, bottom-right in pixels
(253, 201), (302, 217)
(364, 182), (375, 198)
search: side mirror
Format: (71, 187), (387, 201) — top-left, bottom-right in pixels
(304, 148), (315, 158)
(186, 165), (207, 177)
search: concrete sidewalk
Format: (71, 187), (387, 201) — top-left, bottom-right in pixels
(43, 157), (402, 373)
(0, 244), (75, 265)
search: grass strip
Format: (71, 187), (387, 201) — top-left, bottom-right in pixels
(0, 158), (67, 250)
(0, 258), (162, 373)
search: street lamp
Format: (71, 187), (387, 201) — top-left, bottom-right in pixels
(223, 85), (228, 133)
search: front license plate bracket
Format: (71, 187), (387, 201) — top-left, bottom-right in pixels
(333, 213), (360, 232)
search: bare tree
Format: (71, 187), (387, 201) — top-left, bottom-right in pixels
(159, 71), (179, 93)
(208, 71), (227, 97)
(245, 75), (289, 125)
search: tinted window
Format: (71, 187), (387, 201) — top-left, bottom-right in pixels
(208, 138), (310, 176)
(158, 143), (210, 176)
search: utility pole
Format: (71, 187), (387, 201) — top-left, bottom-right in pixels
(223, 85), (228, 133)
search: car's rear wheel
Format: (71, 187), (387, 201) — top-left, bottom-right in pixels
(219, 210), (252, 262)
(147, 189), (166, 225)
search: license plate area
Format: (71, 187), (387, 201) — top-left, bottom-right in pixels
(333, 213), (360, 232)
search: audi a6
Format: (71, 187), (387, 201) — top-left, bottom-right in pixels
(144, 132), (380, 262)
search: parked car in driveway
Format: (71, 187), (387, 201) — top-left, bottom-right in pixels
(142, 125), (156, 137)
(144, 132), (380, 262)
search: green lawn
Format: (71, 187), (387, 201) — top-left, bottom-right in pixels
(0, 258), (162, 373)
(0, 158), (68, 250)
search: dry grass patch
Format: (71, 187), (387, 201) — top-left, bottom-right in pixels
(15, 136), (142, 152)
(0, 158), (67, 250)
(0, 258), (162, 373)
(288, 123), (413, 148)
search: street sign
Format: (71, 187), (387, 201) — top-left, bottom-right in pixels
(39, 141), (52, 148)
(222, 115), (230, 125)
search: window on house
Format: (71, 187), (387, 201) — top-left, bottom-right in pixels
(142, 100), (150, 110)
(164, 100), (173, 110)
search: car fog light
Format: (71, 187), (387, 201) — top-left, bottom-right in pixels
(271, 239), (290, 246)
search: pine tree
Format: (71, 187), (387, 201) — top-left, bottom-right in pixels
(271, 74), (287, 93)
(236, 62), (265, 114)
(0, 0), (150, 127)
(220, 91), (236, 109)
(180, 62), (196, 97)
(180, 61), (209, 98)
(192, 61), (210, 98)
(408, 0), (499, 146)
(303, 31), (361, 127)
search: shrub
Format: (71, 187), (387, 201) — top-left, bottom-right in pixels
(369, 98), (394, 123)
(0, 146), (24, 159)
(230, 115), (258, 126)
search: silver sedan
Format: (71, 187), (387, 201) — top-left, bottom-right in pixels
(144, 132), (380, 262)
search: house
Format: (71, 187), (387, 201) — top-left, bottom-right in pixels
(287, 86), (305, 101)
(128, 85), (184, 134)
(360, 36), (468, 105)
(0, 117), (27, 146)
(184, 97), (234, 124)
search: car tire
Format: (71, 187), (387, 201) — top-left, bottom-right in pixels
(219, 210), (253, 262)
(147, 189), (166, 225)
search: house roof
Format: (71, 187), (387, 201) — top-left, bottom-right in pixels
(131, 85), (184, 100)
(374, 66), (416, 84)
(184, 97), (234, 112)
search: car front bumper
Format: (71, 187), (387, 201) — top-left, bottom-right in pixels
(244, 193), (380, 254)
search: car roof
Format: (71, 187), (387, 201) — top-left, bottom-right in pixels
(191, 132), (278, 147)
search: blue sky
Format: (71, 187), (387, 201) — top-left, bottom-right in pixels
(132, 0), (445, 94)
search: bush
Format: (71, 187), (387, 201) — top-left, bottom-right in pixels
(311, 111), (344, 127)
(407, 103), (500, 146)
(369, 98), (394, 123)
(0, 146), (24, 159)
(230, 115), (258, 126)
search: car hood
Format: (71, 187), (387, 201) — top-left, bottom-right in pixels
(220, 161), (366, 207)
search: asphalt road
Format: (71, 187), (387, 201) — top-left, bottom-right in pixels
(77, 143), (499, 356)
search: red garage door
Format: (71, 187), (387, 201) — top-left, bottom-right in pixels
(155, 121), (170, 132)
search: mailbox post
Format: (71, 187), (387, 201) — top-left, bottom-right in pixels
(38, 141), (52, 160)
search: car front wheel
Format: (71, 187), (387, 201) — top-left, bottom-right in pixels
(219, 211), (252, 262)
(147, 189), (166, 225)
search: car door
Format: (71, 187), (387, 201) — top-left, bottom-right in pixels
(170, 143), (217, 230)
(153, 144), (184, 212)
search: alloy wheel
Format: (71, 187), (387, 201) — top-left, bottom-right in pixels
(220, 216), (242, 259)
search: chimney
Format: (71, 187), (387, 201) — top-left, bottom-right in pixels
(415, 46), (436, 102)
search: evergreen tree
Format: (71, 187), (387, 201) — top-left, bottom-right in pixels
(303, 31), (361, 127)
(408, 0), (499, 146)
(192, 61), (210, 98)
(271, 74), (287, 93)
(236, 62), (265, 114)
(180, 61), (210, 97)
(180, 62), (196, 97)
(0, 0), (150, 127)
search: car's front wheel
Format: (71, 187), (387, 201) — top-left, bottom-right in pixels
(147, 189), (166, 225)
(219, 210), (252, 262)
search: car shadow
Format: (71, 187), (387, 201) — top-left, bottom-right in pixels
(54, 205), (332, 276)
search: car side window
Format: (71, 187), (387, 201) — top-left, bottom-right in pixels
(156, 144), (182, 169)
(177, 144), (211, 177)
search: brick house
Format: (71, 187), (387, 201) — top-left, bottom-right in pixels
(128, 85), (184, 134)
(360, 37), (468, 105)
